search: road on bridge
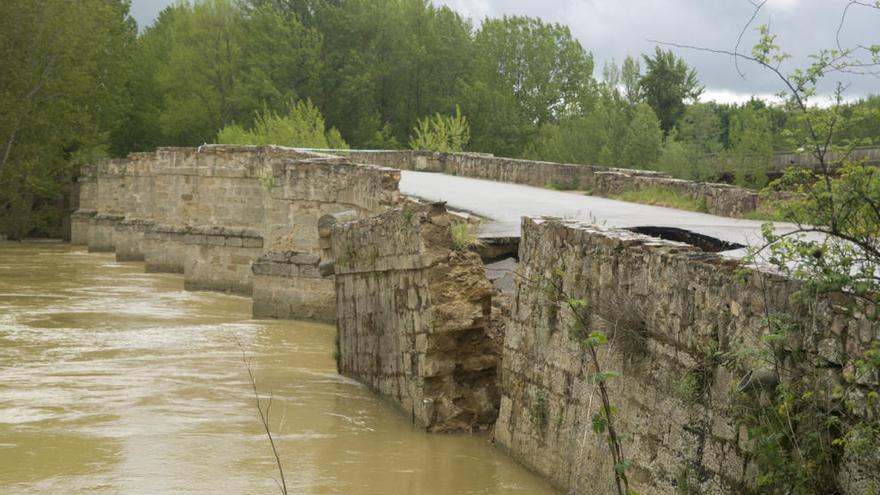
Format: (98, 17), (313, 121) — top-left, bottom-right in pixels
(399, 171), (799, 256)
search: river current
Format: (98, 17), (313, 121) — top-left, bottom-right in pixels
(0, 242), (556, 494)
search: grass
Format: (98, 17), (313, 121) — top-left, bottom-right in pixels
(545, 180), (579, 191)
(611, 186), (708, 213)
(450, 221), (478, 251)
(742, 208), (787, 222)
(742, 197), (789, 222)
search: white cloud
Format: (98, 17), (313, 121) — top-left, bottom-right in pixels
(765, 0), (801, 12)
(702, 89), (782, 105)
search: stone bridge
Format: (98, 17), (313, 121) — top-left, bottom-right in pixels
(72, 146), (877, 495)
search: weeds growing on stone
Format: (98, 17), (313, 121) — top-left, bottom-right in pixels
(611, 186), (708, 213)
(257, 166), (274, 191)
(525, 267), (635, 495)
(530, 391), (549, 439)
(450, 221), (477, 251)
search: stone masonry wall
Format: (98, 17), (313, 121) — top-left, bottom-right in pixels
(331, 203), (499, 432)
(71, 164), (97, 245)
(347, 150), (761, 218)
(73, 145), (401, 315)
(252, 251), (335, 321)
(182, 226), (264, 295)
(495, 217), (879, 495)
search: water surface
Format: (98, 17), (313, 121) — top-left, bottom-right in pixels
(0, 242), (556, 494)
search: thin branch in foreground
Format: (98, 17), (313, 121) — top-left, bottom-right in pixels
(734, 0), (768, 79)
(238, 342), (288, 495)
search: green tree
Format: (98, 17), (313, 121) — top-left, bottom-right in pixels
(619, 102), (664, 169)
(236, 4), (323, 115)
(676, 103), (723, 155)
(722, 15), (880, 493)
(464, 15), (594, 156)
(137, 0), (323, 147)
(0, 0), (135, 238)
(112, 6), (178, 153)
(216, 99), (347, 149)
(621, 55), (643, 106)
(525, 86), (664, 170)
(654, 103), (724, 181)
(655, 133), (702, 180)
(313, 0), (473, 147)
(153, 0), (248, 145)
(639, 47), (704, 134)
(409, 106), (470, 152)
(723, 104), (773, 187)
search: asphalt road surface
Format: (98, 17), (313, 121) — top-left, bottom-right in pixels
(399, 170), (799, 255)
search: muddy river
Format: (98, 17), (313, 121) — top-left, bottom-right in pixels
(0, 242), (556, 494)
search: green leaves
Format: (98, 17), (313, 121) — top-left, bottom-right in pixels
(639, 47), (704, 135)
(409, 106), (471, 152)
(216, 99), (347, 149)
(582, 331), (609, 350)
(751, 24), (790, 66)
(0, 0), (134, 238)
(591, 412), (608, 434)
(465, 15), (595, 156)
(590, 370), (621, 383)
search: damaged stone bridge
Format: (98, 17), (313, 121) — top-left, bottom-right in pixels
(72, 146), (877, 495)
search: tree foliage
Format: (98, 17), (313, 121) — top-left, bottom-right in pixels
(216, 99), (347, 149)
(3, 0), (880, 237)
(409, 106), (470, 152)
(640, 47), (704, 135)
(463, 15), (594, 156)
(0, 0), (135, 238)
(729, 8), (880, 491)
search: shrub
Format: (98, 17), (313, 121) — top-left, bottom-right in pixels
(409, 105), (470, 152)
(216, 99), (348, 149)
(611, 186), (708, 212)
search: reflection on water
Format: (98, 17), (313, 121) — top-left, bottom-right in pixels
(0, 242), (556, 494)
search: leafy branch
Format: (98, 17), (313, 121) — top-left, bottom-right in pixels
(522, 268), (634, 495)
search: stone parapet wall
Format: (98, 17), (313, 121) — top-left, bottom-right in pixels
(78, 145), (400, 254)
(331, 203), (499, 432)
(495, 217), (878, 494)
(347, 150), (761, 218)
(769, 145), (880, 176)
(591, 170), (759, 218)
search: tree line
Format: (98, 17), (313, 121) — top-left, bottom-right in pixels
(1, 0), (878, 237)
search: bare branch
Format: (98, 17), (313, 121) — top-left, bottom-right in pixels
(238, 343), (288, 495)
(734, 0), (769, 79)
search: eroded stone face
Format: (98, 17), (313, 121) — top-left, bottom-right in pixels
(331, 203), (499, 432)
(495, 217), (878, 495)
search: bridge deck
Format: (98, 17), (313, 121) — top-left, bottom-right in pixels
(400, 170), (800, 256)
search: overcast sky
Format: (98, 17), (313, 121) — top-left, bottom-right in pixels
(130, 0), (879, 103)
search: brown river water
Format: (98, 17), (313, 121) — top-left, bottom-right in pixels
(0, 242), (556, 495)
